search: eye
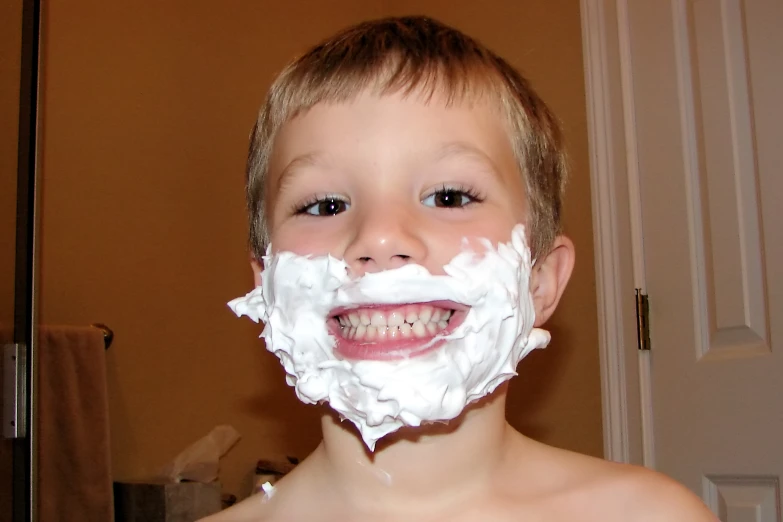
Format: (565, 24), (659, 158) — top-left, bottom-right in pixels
(296, 196), (350, 216)
(422, 186), (483, 209)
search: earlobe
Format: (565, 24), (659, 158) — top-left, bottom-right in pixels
(530, 236), (575, 327)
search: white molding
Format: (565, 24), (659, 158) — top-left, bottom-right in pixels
(615, 0), (648, 290)
(614, 0), (656, 469)
(638, 351), (656, 468)
(580, 0), (631, 464)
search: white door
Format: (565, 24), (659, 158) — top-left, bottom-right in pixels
(583, 0), (782, 520)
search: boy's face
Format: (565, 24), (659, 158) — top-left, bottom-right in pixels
(235, 88), (574, 434)
(265, 89), (528, 276)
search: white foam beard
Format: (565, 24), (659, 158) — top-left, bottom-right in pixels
(228, 224), (550, 451)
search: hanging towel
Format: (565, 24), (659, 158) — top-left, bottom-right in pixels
(38, 325), (112, 522)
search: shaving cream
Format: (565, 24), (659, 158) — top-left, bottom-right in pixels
(228, 224), (549, 450)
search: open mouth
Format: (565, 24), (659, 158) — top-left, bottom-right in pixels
(328, 301), (467, 360)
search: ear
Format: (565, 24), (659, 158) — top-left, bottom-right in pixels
(250, 257), (264, 287)
(529, 235), (575, 327)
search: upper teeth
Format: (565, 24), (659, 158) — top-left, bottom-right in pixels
(336, 306), (452, 329)
(335, 305), (453, 342)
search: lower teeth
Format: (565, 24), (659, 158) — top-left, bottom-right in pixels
(342, 320), (448, 340)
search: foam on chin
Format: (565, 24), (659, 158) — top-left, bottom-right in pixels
(228, 224), (550, 450)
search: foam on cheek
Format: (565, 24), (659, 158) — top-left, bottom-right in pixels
(228, 224), (550, 450)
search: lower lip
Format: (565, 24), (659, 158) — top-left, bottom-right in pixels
(328, 303), (467, 361)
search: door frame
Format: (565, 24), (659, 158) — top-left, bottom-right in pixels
(580, 0), (656, 467)
(7, 0), (42, 520)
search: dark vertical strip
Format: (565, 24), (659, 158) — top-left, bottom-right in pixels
(13, 0), (40, 520)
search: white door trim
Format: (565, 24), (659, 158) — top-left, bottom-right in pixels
(580, 0), (647, 466)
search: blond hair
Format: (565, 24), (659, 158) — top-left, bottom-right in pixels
(246, 16), (567, 259)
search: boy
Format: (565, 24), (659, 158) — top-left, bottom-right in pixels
(209, 16), (717, 521)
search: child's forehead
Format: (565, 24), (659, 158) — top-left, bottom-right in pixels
(277, 87), (512, 150)
(270, 89), (515, 169)
(263, 88), (525, 215)
(293, 83), (507, 121)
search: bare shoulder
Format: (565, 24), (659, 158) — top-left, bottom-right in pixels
(563, 452), (718, 521)
(197, 455), (322, 522)
(504, 439), (718, 522)
(612, 465), (719, 522)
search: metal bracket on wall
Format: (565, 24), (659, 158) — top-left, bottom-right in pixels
(2, 343), (27, 439)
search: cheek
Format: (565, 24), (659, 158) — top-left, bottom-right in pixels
(446, 220), (519, 249)
(422, 223), (514, 274)
(269, 223), (342, 258)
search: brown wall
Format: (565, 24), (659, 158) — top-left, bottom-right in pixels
(38, 0), (601, 499)
(1, 0), (22, 324)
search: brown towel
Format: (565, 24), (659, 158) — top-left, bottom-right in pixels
(38, 326), (112, 522)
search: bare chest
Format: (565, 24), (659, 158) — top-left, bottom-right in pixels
(260, 498), (629, 522)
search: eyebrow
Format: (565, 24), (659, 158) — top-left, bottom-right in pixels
(274, 151), (330, 196)
(431, 141), (505, 181)
(273, 141), (505, 196)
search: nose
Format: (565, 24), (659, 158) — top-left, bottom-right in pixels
(343, 204), (427, 277)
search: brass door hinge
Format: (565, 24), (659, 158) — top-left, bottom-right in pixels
(635, 290), (651, 351)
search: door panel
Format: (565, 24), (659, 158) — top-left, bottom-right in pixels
(624, 0), (782, 519)
(687, 0), (768, 359)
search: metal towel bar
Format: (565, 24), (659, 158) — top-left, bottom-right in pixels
(90, 323), (114, 349)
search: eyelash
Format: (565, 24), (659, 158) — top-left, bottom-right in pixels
(291, 194), (348, 216)
(290, 184), (485, 217)
(423, 184), (485, 206)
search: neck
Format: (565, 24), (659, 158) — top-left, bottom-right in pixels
(311, 386), (513, 515)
